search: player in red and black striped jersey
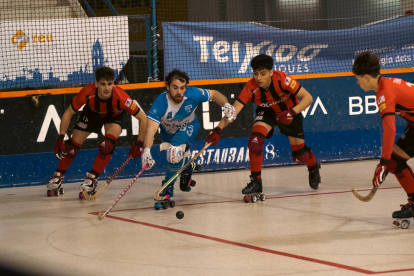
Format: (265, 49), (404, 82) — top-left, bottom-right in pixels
(205, 54), (321, 198)
(46, 67), (147, 198)
(353, 51), (414, 220)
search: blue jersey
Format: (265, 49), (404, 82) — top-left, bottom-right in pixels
(147, 86), (210, 135)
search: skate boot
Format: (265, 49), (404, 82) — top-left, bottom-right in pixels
(392, 198), (414, 229)
(79, 172), (98, 199)
(154, 180), (176, 210)
(47, 172), (65, 196)
(308, 162), (321, 190)
(180, 162), (200, 192)
(242, 175), (265, 203)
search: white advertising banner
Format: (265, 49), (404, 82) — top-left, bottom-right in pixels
(0, 16), (129, 89)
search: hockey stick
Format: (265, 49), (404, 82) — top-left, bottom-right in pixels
(351, 185), (380, 202)
(153, 142), (212, 201)
(83, 155), (132, 201)
(98, 164), (148, 220)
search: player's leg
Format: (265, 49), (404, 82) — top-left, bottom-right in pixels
(388, 124), (414, 218)
(80, 122), (122, 196)
(279, 114), (321, 190)
(155, 122), (200, 209)
(47, 129), (90, 196)
(243, 120), (272, 196)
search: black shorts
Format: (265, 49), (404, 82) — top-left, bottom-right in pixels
(396, 123), (414, 157)
(74, 106), (126, 134)
(254, 106), (305, 139)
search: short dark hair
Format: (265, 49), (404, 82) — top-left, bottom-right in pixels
(165, 69), (189, 85)
(352, 52), (380, 77)
(95, 67), (115, 82)
(251, 54), (273, 71)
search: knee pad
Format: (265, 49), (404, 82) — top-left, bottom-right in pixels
(167, 145), (184, 164)
(65, 139), (80, 158)
(248, 135), (264, 155)
(99, 136), (116, 156)
(388, 153), (409, 174)
(292, 146), (309, 164)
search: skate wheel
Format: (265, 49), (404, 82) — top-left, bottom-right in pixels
(169, 200), (175, 208)
(47, 190), (53, 197)
(190, 180), (196, 187)
(260, 194), (266, 201)
(393, 220), (400, 226)
(401, 220), (410, 229)
(162, 202), (168, 209)
(59, 188), (64, 194)
(54, 190), (60, 196)
(79, 192), (85, 199)
(250, 195), (257, 203)
(243, 195), (250, 203)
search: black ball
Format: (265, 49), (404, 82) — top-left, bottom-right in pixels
(176, 211), (184, 219)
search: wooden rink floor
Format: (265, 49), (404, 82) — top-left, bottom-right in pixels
(1, 159), (414, 276)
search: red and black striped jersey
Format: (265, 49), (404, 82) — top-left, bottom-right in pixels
(377, 76), (414, 160)
(237, 70), (301, 113)
(71, 83), (140, 118)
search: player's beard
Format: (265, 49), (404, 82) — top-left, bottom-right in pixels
(169, 91), (183, 104)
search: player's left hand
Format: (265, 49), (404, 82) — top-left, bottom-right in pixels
(373, 163), (388, 188)
(276, 108), (296, 125)
(224, 103), (237, 122)
(129, 140), (144, 160)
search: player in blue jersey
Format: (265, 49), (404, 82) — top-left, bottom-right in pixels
(142, 69), (236, 209)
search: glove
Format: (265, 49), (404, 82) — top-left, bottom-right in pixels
(205, 127), (222, 146)
(373, 160), (389, 188)
(141, 148), (155, 170)
(129, 140), (144, 160)
(55, 134), (67, 160)
(276, 108), (296, 125)
(223, 103), (237, 122)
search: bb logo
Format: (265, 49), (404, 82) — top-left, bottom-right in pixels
(11, 30), (30, 50)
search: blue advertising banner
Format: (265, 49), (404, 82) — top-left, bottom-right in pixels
(163, 17), (414, 80)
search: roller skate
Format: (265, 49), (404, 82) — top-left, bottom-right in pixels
(79, 172), (98, 199)
(242, 175), (265, 203)
(308, 162), (321, 190)
(180, 162), (201, 192)
(47, 172), (65, 196)
(154, 180), (176, 210)
(392, 198), (414, 229)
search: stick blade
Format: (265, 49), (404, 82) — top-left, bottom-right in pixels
(351, 187), (377, 202)
(97, 209), (106, 221)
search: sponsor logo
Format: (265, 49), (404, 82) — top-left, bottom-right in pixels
(393, 78), (402, 84)
(77, 122), (87, 129)
(284, 76), (291, 86)
(167, 111), (172, 119)
(11, 30), (54, 50)
(290, 80), (296, 89)
(185, 104), (193, 113)
(379, 103), (386, 112)
(125, 98), (132, 107)
(252, 137), (258, 143)
(130, 102), (137, 111)
(255, 115), (263, 121)
(198, 88), (205, 96)
(378, 96), (385, 105)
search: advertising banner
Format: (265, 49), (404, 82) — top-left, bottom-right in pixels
(0, 16), (129, 89)
(163, 17), (414, 80)
(1, 73), (412, 187)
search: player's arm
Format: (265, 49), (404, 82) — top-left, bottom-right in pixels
(144, 119), (159, 150)
(209, 89), (229, 107)
(292, 87), (313, 114)
(60, 105), (77, 135)
(204, 100), (244, 146)
(134, 109), (147, 143)
(140, 118), (159, 170)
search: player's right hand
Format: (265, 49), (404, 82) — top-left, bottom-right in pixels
(205, 127), (222, 146)
(55, 134), (67, 160)
(141, 148), (155, 170)
(373, 163), (388, 188)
